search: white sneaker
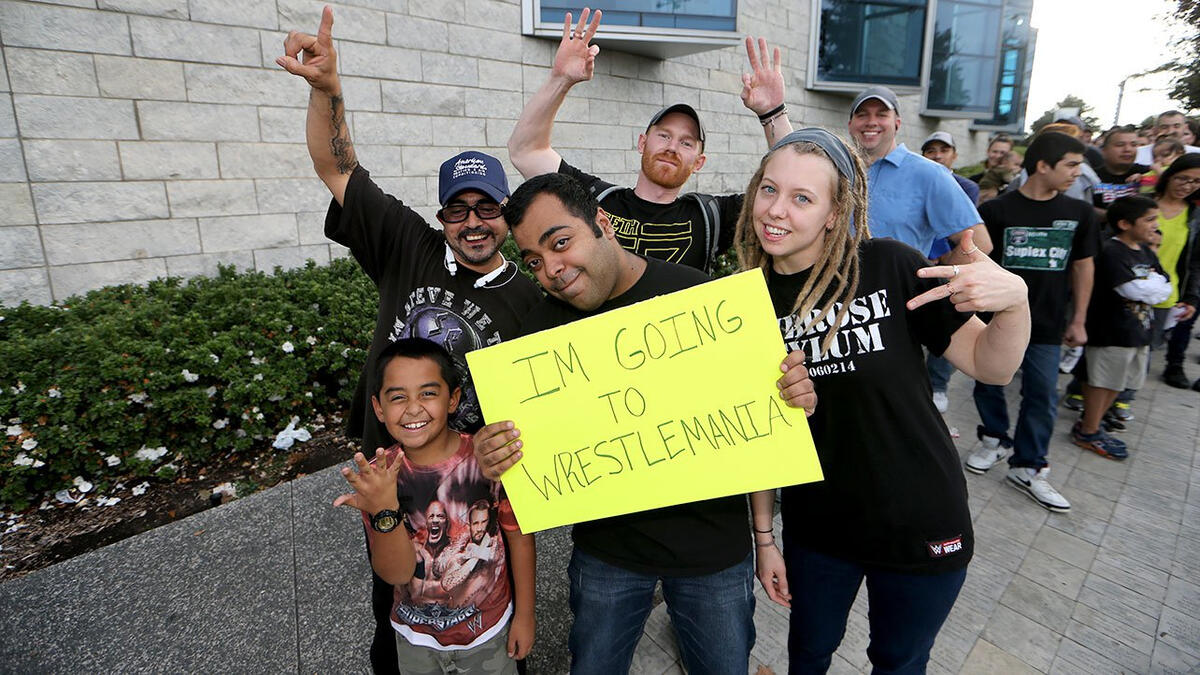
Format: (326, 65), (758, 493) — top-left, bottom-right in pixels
(932, 391), (949, 413)
(1007, 467), (1071, 512)
(964, 437), (1007, 474)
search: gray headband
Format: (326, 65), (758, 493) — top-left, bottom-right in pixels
(768, 128), (856, 187)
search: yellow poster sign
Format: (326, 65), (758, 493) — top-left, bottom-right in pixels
(466, 270), (823, 533)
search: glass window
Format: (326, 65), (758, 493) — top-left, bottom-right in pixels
(973, 0), (1035, 130)
(539, 0), (737, 32)
(815, 0), (927, 87)
(923, 0), (1004, 115)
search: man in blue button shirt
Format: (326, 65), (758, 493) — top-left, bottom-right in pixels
(848, 86), (991, 259)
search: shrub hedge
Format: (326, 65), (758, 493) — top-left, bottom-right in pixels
(1, 259), (375, 510)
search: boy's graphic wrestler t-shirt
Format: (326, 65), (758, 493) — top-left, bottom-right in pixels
(363, 434), (519, 650)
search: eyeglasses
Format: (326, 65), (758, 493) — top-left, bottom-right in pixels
(437, 201), (503, 223)
(1171, 176), (1200, 187)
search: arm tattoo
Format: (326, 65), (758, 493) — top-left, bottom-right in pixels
(328, 94), (358, 175)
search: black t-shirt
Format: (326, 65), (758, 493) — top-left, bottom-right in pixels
(326, 166), (542, 452)
(979, 191), (1099, 344)
(1087, 239), (1166, 347)
(522, 257), (751, 577)
(1093, 164), (1150, 209)
(558, 160), (742, 273)
(771, 239), (973, 574)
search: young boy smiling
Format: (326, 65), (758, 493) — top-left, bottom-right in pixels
(334, 338), (534, 673)
(1072, 196), (1172, 459)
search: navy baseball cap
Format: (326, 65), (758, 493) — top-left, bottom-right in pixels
(647, 103), (706, 146)
(438, 151), (509, 206)
(850, 86), (899, 116)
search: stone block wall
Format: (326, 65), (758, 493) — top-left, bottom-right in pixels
(0, 0), (987, 306)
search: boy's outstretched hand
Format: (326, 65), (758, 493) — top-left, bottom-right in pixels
(333, 448), (402, 513)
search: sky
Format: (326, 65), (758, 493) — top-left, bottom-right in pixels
(1025, 0), (1190, 130)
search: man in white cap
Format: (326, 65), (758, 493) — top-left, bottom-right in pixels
(848, 86), (991, 259)
(508, 9), (792, 273)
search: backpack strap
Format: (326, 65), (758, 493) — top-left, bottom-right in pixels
(593, 184), (622, 203)
(686, 192), (722, 275)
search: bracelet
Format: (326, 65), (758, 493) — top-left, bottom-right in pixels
(760, 110), (787, 127)
(753, 526), (773, 533)
(757, 104), (785, 121)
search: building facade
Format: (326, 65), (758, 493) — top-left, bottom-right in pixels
(0, 0), (1032, 306)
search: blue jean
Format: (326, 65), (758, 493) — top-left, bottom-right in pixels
(926, 353), (955, 393)
(782, 545), (967, 675)
(567, 548), (755, 675)
(973, 343), (1060, 470)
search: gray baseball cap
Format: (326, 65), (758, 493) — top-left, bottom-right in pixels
(646, 103), (706, 146)
(850, 86), (899, 116)
(921, 131), (956, 150)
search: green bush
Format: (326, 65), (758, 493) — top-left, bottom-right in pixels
(0, 259), (375, 510)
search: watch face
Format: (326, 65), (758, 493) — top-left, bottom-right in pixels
(373, 513), (399, 533)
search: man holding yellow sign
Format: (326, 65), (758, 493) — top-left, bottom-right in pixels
(472, 173), (818, 674)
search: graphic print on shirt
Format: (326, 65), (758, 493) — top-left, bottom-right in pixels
(1126, 263), (1159, 329)
(777, 288), (893, 376)
(1001, 220), (1079, 271)
(1095, 182), (1139, 205)
(386, 286), (505, 429)
(607, 213), (694, 264)
(394, 456), (509, 644)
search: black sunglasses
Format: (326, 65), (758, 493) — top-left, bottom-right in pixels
(437, 201), (503, 223)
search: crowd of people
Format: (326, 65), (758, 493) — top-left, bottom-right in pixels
(276, 6), (1199, 674)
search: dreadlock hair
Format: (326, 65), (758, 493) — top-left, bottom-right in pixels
(732, 139), (870, 355)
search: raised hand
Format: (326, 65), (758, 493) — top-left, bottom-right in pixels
(276, 5), (339, 94)
(740, 36), (785, 115)
(907, 229), (1029, 314)
(552, 8), (602, 84)
(473, 421), (523, 480)
(333, 448), (402, 513)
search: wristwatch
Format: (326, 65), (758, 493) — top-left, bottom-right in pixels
(370, 509), (401, 533)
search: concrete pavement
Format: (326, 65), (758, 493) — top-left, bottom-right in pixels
(3, 369), (1200, 673)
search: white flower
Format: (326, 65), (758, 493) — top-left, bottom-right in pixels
(105, 455), (121, 467)
(127, 392), (148, 404)
(272, 416), (312, 449)
(21, 438), (37, 451)
(253, 373), (263, 381)
(212, 418), (228, 430)
(6, 424), (21, 437)
(131, 482), (149, 496)
(281, 341), (294, 353)
(341, 348), (350, 358)
(268, 394), (283, 402)
(305, 392), (313, 398)
(205, 386), (217, 398)
(250, 357), (264, 366)
(134, 445), (168, 462)
(10, 381), (26, 394)
(212, 482), (237, 499)
(209, 354), (220, 363)
(306, 336), (317, 345)
(47, 387), (62, 398)
(13, 453), (33, 467)
(181, 369), (199, 383)
(73, 476), (93, 493)
(54, 490), (78, 504)
(98, 496), (121, 507)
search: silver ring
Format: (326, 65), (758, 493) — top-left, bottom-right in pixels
(951, 265), (960, 278)
(964, 246), (979, 255)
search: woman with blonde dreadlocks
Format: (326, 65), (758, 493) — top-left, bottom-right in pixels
(742, 129), (1031, 674)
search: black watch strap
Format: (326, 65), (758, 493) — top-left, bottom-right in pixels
(370, 509), (401, 533)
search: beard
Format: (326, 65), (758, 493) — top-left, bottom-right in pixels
(641, 151), (693, 190)
(448, 226), (500, 265)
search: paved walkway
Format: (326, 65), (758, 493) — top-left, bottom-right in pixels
(2, 370), (1199, 673)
